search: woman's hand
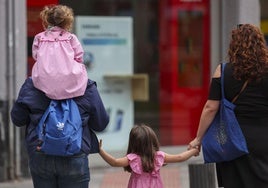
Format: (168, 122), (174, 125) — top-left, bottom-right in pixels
(188, 138), (201, 152)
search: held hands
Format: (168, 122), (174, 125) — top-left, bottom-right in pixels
(188, 138), (201, 156)
(190, 147), (200, 157)
(188, 138), (201, 150)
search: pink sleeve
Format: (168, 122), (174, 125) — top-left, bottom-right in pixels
(127, 153), (143, 174)
(154, 151), (165, 171)
(32, 35), (40, 61)
(70, 34), (84, 63)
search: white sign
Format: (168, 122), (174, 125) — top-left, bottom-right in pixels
(75, 16), (133, 151)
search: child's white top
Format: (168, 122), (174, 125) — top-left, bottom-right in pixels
(126, 151), (165, 188)
(31, 26), (88, 100)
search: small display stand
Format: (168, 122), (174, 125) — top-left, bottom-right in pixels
(103, 74), (148, 101)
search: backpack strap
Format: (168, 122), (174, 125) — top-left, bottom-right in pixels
(36, 100), (52, 140)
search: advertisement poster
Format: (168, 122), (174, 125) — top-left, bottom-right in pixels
(75, 16), (133, 151)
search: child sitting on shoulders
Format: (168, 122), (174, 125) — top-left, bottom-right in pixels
(31, 4), (88, 100)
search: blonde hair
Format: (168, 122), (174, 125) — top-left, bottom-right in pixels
(40, 4), (74, 31)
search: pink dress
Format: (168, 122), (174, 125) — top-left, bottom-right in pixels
(31, 26), (88, 100)
(127, 151), (165, 188)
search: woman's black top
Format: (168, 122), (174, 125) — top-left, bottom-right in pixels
(207, 63), (268, 188)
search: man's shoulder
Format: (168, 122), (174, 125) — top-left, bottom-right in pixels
(24, 77), (34, 88)
(21, 77), (45, 97)
(87, 79), (97, 88)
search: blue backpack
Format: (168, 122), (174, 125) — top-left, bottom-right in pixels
(36, 99), (82, 156)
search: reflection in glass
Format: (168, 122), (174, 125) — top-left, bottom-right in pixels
(178, 10), (203, 87)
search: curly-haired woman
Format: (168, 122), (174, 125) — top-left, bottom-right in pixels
(188, 24), (268, 188)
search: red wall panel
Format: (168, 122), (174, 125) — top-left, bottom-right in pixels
(159, 0), (210, 145)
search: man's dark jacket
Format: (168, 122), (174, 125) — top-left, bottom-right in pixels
(11, 78), (109, 156)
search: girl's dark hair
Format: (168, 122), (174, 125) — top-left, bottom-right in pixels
(124, 124), (160, 173)
(40, 4), (74, 31)
(228, 24), (268, 81)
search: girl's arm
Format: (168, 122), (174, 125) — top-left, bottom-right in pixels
(32, 35), (40, 61)
(70, 34), (84, 63)
(164, 148), (199, 163)
(99, 139), (129, 167)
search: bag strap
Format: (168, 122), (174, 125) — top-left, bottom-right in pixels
(220, 63), (226, 99)
(231, 80), (248, 103)
(221, 63), (248, 103)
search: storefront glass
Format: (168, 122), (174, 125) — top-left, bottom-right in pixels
(26, 0), (210, 147)
(60, 0), (161, 138)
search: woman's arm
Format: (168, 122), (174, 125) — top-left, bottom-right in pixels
(164, 148), (199, 163)
(99, 139), (129, 167)
(188, 64), (221, 149)
(189, 100), (220, 148)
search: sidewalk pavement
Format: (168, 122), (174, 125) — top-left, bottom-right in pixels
(0, 146), (204, 188)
